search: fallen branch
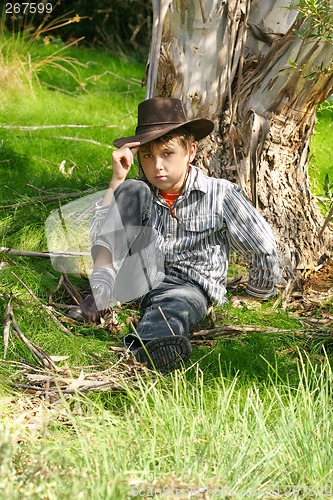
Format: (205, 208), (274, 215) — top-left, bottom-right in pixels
(10, 310), (59, 371)
(273, 278), (296, 310)
(1, 188), (95, 210)
(51, 135), (113, 148)
(1, 247), (90, 258)
(26, 184), (56, 194)
(192, 324), (332, 339)
(1, 124), (115, 130)
(48, 271), (83, 306)
(61, 272), (84, 304)
(3, 294), (12, 359)
(10, 272), (72, 336)
(192, 325), (279, 337)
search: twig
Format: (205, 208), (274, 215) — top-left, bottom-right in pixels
(192, 325), (277, 337)
(3, 294), (12, 359)
(1, 124), (115, 130)
(1, 188), (95, 210)
(158, 306), (176, 335)
(192, 325), (332, 339)
(50, 303), (78, 310)
(10, 311), (59, 371)
(51, 136), (113, 148)
(273, 278), (294, 310)
(26, 184), (55, 194)
(10, 272), (72, 336)
(61, 272), (84, 304)
(48, 272), (83, 306)
(1, 247), (90, 258)
(14, 381), (126, 394)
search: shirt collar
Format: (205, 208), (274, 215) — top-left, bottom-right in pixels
(183, 165), (209, 196)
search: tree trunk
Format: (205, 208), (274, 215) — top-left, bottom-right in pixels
(149, 0), (333, 275)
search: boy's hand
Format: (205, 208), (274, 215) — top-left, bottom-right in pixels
(111, 142), (140, 182)
(102, 142), (140, 206)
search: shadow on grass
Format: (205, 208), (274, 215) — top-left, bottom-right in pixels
(189, 333), (302, 388)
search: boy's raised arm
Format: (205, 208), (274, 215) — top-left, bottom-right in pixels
(102, 142), (140, 206)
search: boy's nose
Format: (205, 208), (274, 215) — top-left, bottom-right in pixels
(155, 157), (164, 170)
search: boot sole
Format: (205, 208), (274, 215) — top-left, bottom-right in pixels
(135, 336), (192, 373)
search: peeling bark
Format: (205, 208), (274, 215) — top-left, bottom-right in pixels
(150, 0), (333, 275)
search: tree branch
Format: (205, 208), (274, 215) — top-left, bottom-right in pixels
(10, 272), (72, 336)
(1, 247), (90, 258)
(1, 188), (95, 210)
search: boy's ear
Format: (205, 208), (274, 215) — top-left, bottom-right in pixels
(189, 142), (197, 162)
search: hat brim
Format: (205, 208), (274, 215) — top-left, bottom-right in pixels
(113, 118), (214, 148)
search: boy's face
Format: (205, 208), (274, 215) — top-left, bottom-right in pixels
(138, 139), (197, 194)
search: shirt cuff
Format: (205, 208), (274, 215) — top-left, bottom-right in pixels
(246, 283), (276, 300)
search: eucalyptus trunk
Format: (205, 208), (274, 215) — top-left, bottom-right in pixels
(146, 0), (333, 275)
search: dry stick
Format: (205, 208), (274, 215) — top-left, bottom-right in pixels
(10, 272), (72, 336)
(192, 325), (273, 337)
(192, 325), (331, 339)
(1, 124), (114, 130)
(3, 294), (12, 359)
(49, 269), (83, 305)
(51, 136), (113, 148)
(1, 188), (94, 210)
(51, 303), (78, 310)
(60, 270), (84, 304)
(273, 278), (294, 310)
(1, 247), (90, 259)
(10, 311), (59, 371)
(15, 382), (126, 394)
(48, 275), (64, 306)
(158, 306), (176, 335)
(26, 184), (55, 194)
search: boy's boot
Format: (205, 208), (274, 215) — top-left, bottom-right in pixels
(134, 336), (193, 374)
(68, 266), (115, 323)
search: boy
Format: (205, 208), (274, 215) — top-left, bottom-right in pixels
(69, 97), (280, 373)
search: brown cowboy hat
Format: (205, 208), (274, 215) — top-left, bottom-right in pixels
(113, 97), (214, 148)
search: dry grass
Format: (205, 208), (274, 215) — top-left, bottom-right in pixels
(0, 15), (84, 94)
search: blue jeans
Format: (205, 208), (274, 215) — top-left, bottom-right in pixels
(125, 275), (208, 348)
(91, 179), (208, 347)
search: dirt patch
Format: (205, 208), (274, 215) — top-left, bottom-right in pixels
(302, 257), (333, 293)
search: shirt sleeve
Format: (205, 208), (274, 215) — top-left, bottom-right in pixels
(223, 183), (280, 299)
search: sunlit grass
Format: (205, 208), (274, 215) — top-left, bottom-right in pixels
(1, 356), (333, 498)
(0, 38), (332, 498)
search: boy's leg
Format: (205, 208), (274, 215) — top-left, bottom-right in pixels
(124, 276), (208, 372)
(70, 180), (162, 321)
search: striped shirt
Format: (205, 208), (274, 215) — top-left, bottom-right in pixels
(92, 166), (280, 305)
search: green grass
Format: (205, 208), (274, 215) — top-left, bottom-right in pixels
(0, 33), (333, 498)
(0, 42), (145, 196)
(1, 358), (333, 498)
(309, 102), (333, 197)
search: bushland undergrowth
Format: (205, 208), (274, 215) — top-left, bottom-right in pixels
(0, 30), (332, 498)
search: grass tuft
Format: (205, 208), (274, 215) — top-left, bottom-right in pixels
(0, 14), (84, 95)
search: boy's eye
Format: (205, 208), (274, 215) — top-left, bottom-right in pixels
(164, 151), (173, 156)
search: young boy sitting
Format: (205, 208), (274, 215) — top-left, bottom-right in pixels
(69, 97), (280, 373)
